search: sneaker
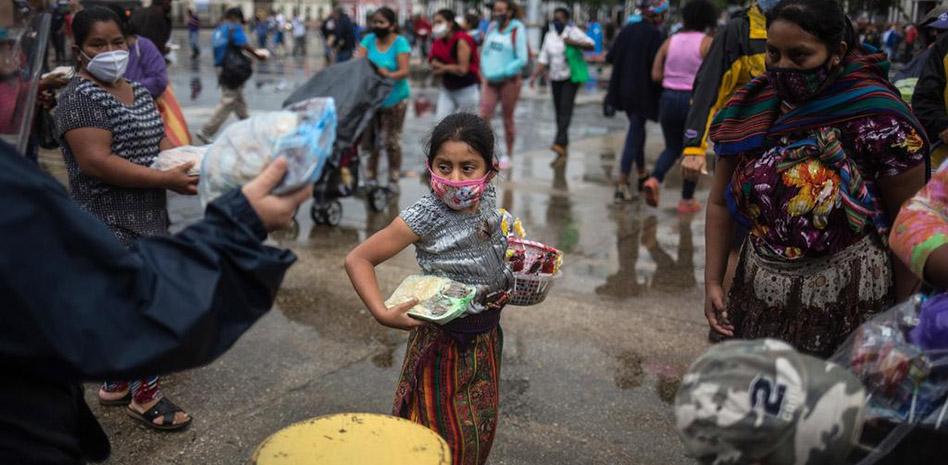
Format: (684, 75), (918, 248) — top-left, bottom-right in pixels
(676, 199), (702, 214)
(195, 132), (213, 145)
(498, 155), (512, 170)
(642, 177), (660, 208)
(614, 183), (633, 203)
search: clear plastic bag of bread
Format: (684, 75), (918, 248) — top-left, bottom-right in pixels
(198, 97), (337, 206)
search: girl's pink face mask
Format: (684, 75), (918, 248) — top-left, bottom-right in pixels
(428, 168), (493, 210)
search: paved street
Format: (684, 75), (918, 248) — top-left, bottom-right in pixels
(69, 30), (711, 465)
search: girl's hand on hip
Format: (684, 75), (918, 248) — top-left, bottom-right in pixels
(377, 299), (424, 331)
(704, 283), (734, 337)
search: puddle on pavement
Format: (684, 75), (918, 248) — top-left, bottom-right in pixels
(614, 351), (645, 389)
(613, 350), (686, 404)
(273, 225), (406, 369)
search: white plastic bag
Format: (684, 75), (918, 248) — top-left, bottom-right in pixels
(150, 145), (206, 175)
(198, 97), (336, 206)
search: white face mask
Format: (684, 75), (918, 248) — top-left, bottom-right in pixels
(82, 49), (129, 83)
(432, 23), (450, 38)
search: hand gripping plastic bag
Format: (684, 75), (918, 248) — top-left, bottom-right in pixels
(151, 145), (206, 175)
(198, 97), (336, 206)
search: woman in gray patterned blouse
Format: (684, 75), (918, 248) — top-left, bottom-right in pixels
(56, 7), (197, 431)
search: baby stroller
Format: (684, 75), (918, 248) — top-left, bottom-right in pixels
(283, 58), (394, 226)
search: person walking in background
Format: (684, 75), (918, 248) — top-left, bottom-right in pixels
(884, 22), (902, 62)
(913, 11), (948, 170)
(463, 12), (483, 45)
(55, 7), (199, 430)
(903, 22), (918, 62)
(641, 0), (716, 213)
(197, 7), (267, 143)
(254, 11), (269, 49)
(704, 0), (927, 357)
(320, 13), (336, 64)
(678, 0), (776, 190)
(605, 0), (666, 202)
(356, 7), (411, 193)
(332, 7), (357, 62)
(50, 3), (67, 64)
(430, 9), (480, 120)
(413, 14), (432, 59)
(479, 0), (527, 170)
(531, 7), (594, 168)
(187, 8), (200, 59)
(292, 11), (306, 57)
(129, 0), (171, 56)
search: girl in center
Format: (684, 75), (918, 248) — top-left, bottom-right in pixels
(346, 113), (512, 465)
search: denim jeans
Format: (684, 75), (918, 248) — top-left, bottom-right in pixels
(620, 111), (648, 177)
(654, 89), (696, 199)
(189, 30), (199, 56)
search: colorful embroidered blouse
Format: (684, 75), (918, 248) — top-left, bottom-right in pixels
(891, 161), (948, 278)
(729, 114), (926, 260)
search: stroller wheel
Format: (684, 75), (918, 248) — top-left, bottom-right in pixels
(325, 200), (343, 226)
(310, 204), (327, 224)
(367, 187), (388, 213)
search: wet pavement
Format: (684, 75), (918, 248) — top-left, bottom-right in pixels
(63, 30), (712, 465)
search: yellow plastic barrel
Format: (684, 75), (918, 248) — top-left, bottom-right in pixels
(250, 413), (450, 465)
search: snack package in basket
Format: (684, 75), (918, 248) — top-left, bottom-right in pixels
(831, 294), (948, 427)
(198, 97), (336, 206)
(505, 237), (563, 306)
(385, 275), (477, 325)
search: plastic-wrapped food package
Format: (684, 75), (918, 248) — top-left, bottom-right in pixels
(385, 275), (477, 325)
(150, 145), (207, 175)
(198, 97), (336, 206)
(832, 295), (948, 427)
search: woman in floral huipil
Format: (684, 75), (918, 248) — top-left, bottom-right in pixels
(703, 0), (928, 357)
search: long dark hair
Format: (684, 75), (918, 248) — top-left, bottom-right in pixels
(765, 0), (857, 55)
(372, 7), (399, 33)
(426, 113), (496, 172)
(682, 0), (718, 33)
(435, 9), (461, 33)
(72, 6), (122, 47)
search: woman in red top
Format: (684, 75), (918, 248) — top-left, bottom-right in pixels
(429, 9), (480, 121)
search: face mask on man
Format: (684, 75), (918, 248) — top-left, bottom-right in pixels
(553, 20), (565, 34)
(81, 49), (129, 83)
(494, 13), (508, 25)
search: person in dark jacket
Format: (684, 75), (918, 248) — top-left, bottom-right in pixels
(679, 0), (776, 181)
(912, 10), (948, 171)
(129, 0), (171, 55)
(0, 139), (310, 464)
(332, 7), (357, 62)
(606, 0), (667, 202)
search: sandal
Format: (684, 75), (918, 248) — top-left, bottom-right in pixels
(126, 397), (192, 431)
(98, 389), (131, 407)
